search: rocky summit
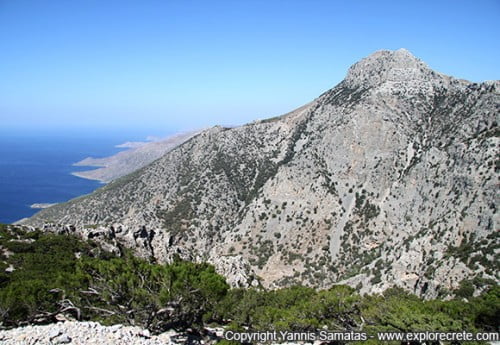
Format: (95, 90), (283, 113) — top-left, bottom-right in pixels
(21, 49), (499, 298)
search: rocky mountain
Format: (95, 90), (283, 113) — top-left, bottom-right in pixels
(73, 130), (201, 182)
(21, 49), (499, 298)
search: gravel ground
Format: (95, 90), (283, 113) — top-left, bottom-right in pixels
(0, 321), (201, 345)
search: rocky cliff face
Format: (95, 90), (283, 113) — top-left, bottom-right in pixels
(22, 49), (499, 298)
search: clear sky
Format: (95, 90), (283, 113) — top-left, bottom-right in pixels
(1, 0), (499, 134)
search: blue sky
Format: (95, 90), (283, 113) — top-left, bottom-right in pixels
(0, 0), (499, 133)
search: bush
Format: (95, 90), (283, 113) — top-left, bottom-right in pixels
(0, 227), (94, 326)
(0, 224), (498, 340)
(76, 254), (229, 332)
(0, 225), (229, 333)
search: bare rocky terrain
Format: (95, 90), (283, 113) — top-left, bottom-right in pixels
(22, 49), (499, 298)
(0, 321), (216, 345)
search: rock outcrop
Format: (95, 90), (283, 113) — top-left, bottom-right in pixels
(22, 49), (499, 298)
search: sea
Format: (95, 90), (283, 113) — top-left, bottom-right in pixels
(0, 128), (171, 224)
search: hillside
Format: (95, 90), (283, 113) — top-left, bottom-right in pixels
(22, 49), (499, 298)
(2, 224), (497, 341)
(72, 130), (201, 183)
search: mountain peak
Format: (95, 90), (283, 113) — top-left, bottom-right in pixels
(344, 49), (435, 88)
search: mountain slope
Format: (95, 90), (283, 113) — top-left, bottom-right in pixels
(22, 49), (499, 297)
(72, 130), (201, 182)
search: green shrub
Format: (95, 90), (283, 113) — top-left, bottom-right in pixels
(0, 224), (498, 339)
(0, 225), (229, 332)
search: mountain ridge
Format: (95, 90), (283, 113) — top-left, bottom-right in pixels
(21, 49), (499, 298)
(72, 130), (202, 183)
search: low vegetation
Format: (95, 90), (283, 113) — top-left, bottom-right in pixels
(0, 224), (227, 333)
(0, 224), (498, 344)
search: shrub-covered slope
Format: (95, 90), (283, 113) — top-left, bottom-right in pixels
(0, 224), (498, 344)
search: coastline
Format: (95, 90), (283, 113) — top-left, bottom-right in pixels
(70, 130), (201, 183)
(71, 171), (107, 183)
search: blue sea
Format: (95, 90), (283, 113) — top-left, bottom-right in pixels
(0, 128), (170, 224)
